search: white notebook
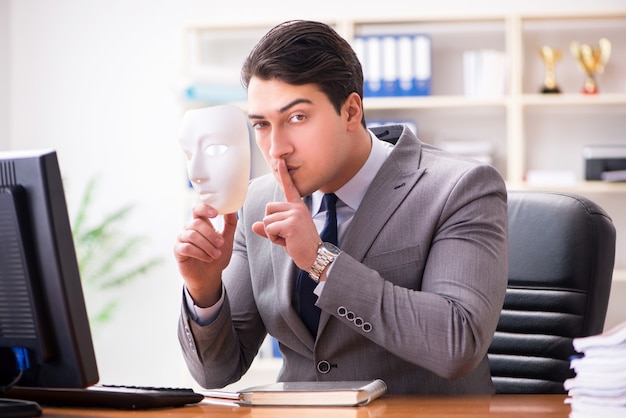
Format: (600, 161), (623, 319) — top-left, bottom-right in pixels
(203, 379), (387, 406)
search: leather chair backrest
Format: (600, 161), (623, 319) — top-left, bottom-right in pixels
(488, 191), (616, 394)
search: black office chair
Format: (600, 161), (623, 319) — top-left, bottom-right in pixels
(488, 190), (616, 394)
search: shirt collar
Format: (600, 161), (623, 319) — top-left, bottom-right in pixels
(311, 129), (393, 215)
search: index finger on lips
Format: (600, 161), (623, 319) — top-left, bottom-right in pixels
(277, 159), (301, 203)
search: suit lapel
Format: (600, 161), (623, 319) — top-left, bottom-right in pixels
(342, 128), (425, 260)
(316, 128), (426, 334)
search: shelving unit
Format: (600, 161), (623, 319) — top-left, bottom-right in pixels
(181, 12), (626, 283)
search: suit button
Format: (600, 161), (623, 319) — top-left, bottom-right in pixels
(317, 360), (331, 374)
(362, 322), (372, 332)
(337, 306), (347, 316)
(184, 327), (195, 351)
(346, 311), (355, 321)
(354, 317), (363, 327)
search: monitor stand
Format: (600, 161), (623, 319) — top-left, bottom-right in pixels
(0, 398), (42, 417)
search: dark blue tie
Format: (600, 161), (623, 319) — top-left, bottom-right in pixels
(296, 193), (338, 337)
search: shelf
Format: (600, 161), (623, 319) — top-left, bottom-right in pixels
(363, 95), (507, 110)
(507, 181), (626, 194)
(364, 93), (626, 111)
(521, 94), (626, 107)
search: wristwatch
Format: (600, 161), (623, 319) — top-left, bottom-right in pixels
(308, 242), (341, 283)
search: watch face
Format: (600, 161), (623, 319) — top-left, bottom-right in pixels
(322, 242), (340, 255)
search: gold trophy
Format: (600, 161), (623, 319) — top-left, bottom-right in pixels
(570, 38), (611, 94)
(539, 46), (562, 93)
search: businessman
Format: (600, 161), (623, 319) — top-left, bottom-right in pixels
(175, 20), (508, 395)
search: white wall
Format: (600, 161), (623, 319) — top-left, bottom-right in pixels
(0, 0), (8, 148)
(4, 0), (626, 388)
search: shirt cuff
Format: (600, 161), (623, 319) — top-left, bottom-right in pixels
(313, 261), (333, 297)
(184, 284), (225, 326)
(313, 281), (326, 297)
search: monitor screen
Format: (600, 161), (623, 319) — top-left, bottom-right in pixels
(0, 149), (99, 391)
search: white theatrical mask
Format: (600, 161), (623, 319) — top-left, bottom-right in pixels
(178, 105), (251, 214)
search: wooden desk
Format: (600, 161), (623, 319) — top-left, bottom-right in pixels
(42, 394), (571, 417)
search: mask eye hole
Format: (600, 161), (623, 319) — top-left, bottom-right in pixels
(205, 144), (228, 157)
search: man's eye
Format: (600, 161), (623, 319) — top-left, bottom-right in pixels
(204, 144), (228, 157)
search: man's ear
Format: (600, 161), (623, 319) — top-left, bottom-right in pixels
(343, 92), (363, 131)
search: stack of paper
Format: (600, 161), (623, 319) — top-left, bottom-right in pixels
(564, 321), (626, 418)
(463, 49), (507, 98)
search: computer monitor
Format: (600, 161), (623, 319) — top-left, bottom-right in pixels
(0, 150), (99, 403)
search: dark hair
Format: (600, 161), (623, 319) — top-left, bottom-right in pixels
(241, 20), (365, 126)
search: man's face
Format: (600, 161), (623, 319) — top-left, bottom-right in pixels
(247, 78), (357, 197)
(178, 105), (250, 214)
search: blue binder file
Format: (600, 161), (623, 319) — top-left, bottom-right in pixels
(364, 35), (383, 97)
(353, 35), (368, 94)
(381, 35), (398, 96)
(396, 34), (414, 96)
(357, 32), (431, 97)
(413, 34), (432, 96)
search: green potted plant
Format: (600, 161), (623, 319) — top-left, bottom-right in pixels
(70, 175), (163, 327)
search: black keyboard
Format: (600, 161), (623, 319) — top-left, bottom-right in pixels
(5, 385), (204, 410)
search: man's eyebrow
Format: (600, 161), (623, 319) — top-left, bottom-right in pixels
(248, 98), (313, 120)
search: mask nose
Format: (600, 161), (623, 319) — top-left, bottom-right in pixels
(188, 151), (210, 185)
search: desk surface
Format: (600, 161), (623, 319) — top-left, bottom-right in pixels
(42, 394), (571, 417)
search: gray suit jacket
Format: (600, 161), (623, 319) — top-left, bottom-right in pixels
(179, 125), (508, 395)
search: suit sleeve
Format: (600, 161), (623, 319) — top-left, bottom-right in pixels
(316, 163), (508, 380)
(177, 210), (267, 389)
